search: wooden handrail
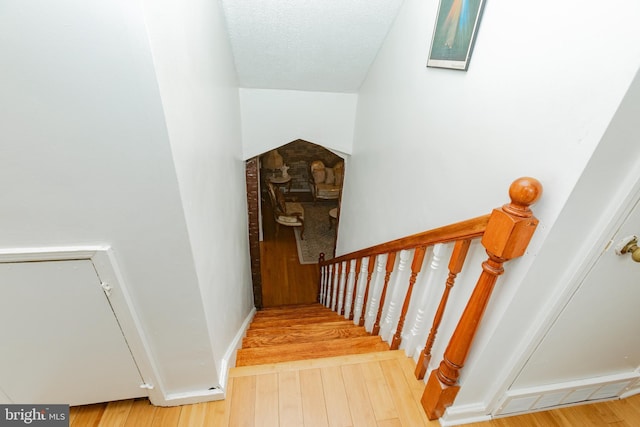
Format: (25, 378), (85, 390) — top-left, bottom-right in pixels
(317, 177), (542, 421)
(320, 214), (490, 267)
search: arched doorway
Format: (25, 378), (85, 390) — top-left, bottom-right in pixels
(245, 139), (345, 308)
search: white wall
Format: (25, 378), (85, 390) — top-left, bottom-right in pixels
(0, 0), (219, 400)
(503, 68), (640, 391)
(341, 0), (640, 416)
(142, 0), (254, 384)
(240, 88), (357, 159)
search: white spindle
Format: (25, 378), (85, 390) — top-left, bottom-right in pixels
(354, 257), (369, 324)
(343, 259), (356, 319)
(320, 266), (327, 305)
(402, 244), (445, 357)
(337, 261), (347, 315)
(381, 249), (411, 341)
(364, 254), (387, 332)
(331, 263), (340, 311)
(325, 264), (334, 307)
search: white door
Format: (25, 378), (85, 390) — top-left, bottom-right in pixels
(513, 196), (640, 389)
(0, 259), (146, 405)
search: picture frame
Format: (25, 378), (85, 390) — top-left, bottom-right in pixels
(427, 0), (486, 71)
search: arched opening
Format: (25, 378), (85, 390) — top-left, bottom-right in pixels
(245, 139), (346, 308)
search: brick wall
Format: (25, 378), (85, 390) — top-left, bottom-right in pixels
(245, 156), (262, 309)
(261, 139), (343, 192)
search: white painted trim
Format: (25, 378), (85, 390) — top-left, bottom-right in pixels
(0, 246), (166, 404)
(442, 372), (640, 426)
(160, 388), (225, 406)
(219, 307), (256, 391)
(158, 306), (256, 406)
(0, 245), (104, 263)
(483, 159), (640, 415)
(620, 387), (640, 399)
(620, 370), (640, 399)
(91, 249), (166, 405)
(440, 403), (491, 426)
(495, 371), (640, 417)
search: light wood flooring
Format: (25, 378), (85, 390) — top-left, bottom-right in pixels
(69, 353), (640, 426)
(68, 351), (434, 427)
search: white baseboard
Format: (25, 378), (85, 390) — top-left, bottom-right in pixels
(151, 306), (256, 406)
(158, 388), (225, 406)
(440, 403), (491, 426)
(218, 307), (256, 391)
(439, 372), (640, 426)
(495, 371), (640, 417)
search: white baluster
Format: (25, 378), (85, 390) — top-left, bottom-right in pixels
(353, 257), (369, 324)
(331, 264), (340, 311)
(320, 265), (326, 305)
(343, 259), (356, 319)
(402, 244), (446, 357)
(337, 262), (347, 315)
(381, 249), (411, 341)
(365, 253), (387, 331)
(326, 264), (334, 307)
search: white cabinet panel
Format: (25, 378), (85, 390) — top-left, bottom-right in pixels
(0, 259), (145, 405)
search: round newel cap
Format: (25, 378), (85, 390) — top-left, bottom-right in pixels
(509, 177), (543, 208)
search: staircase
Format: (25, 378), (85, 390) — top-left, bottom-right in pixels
(235, 303), (390, 367)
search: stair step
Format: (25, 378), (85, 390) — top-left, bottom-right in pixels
(253, 308), (340, 322)
(244, 320), (357, 337)
(235, 336), (390, 367)
(253, 304), (335, 320)
(232, 350), (407, 377)
(242, 325), (369, 348)
(249, 314), (346, 329)
(259, 303), (323, 312)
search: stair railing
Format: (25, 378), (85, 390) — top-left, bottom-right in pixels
(317, 177), (542, 420)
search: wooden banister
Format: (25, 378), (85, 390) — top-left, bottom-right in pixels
(317, 177), (542, 421)
(324, 214), (490, 267)
(415, 239), (471, 379)
(421, 177), (542, 419)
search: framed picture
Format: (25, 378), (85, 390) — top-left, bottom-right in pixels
(427, 0), (486, 71)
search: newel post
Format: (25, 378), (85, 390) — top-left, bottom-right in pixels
(421, 177), (542, 420)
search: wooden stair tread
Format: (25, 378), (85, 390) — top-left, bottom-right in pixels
(256, 303), (326, 312)
(231, 350), (406, 377)
(252, 309), (341, 322)
(259, 303), (321, 312)
(242, 325), (369, 348)
(248, 314), (347, 329)
(244, 320), (357, 337)
(253, 305), (338, 319)
(235, 336), (390, 367)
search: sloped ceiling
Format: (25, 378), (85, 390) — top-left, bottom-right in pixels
(220, 0), (404, 93)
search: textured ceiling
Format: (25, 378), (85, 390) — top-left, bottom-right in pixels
(220, 0), (404, 93)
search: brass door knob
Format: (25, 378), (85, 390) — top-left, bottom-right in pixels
(618, 236), (640, 263)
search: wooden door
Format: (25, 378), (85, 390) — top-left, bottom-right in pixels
(0, 259), (145, 405)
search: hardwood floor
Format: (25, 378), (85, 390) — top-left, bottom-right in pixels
(69, 351), (435, 427)
(69, 360), (640, 426)
(260, 191), (320, 307)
